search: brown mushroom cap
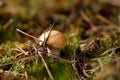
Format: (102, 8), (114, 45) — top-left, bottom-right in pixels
(39, 30), (66, 48)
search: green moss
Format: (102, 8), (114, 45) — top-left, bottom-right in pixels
(27, 58), (72, 80)
(47, 58), (72, 80)
(27, 61), (48, 80)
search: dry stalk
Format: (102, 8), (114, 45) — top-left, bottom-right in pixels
(96, 14), (118, 28)
(16, 29), (40, 41)
(4, 18), (14, 28)
(72, 50), (82, 80)
(37, 51), (54, 80)
(100, 47), (120, 56)
(15, 44), (28, 55)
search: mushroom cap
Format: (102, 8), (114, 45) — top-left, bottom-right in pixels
(39, 30), (66, 48)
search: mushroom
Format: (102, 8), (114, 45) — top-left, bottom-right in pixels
(39, 30), (66, 57)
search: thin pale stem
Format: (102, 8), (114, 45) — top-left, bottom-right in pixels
(38, 51), (54, 80)
(16, 29), (40, 41)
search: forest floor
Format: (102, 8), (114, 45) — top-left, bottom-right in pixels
(0, 0), (120, 80)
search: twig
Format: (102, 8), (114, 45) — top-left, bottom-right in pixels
(49, 55), (76, 63)
(87, 62), (106, 74)
(83, 66), (90, 77)
(44, 23), (54, 44)
(36, 25), (45, 31)
(4, 19), (14, 28)
(25, 71), (28, 80)
(72, 51), (81, 80)
(15, 44), (28, 55)
(44, 23), (55, 32)
(82, 51), (91, 77)
(38, 51), (54, 80)
(16, 29), (40, 41)
(80, 11), (96, 28)
(42, 23), (55, 52)
(0, 54), (40, 69)
(17, 54), (38, 63)
(72, 63), (81, 80)
(0, 62), (14, 67)
(100, 47), (120, 56)
(96, 14), (118, 28)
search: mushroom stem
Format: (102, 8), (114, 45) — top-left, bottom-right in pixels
(47, 47), (61, 57)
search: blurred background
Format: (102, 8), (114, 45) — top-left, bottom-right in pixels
(0, 0), (120, 43)
(0, 0), (120, 80)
